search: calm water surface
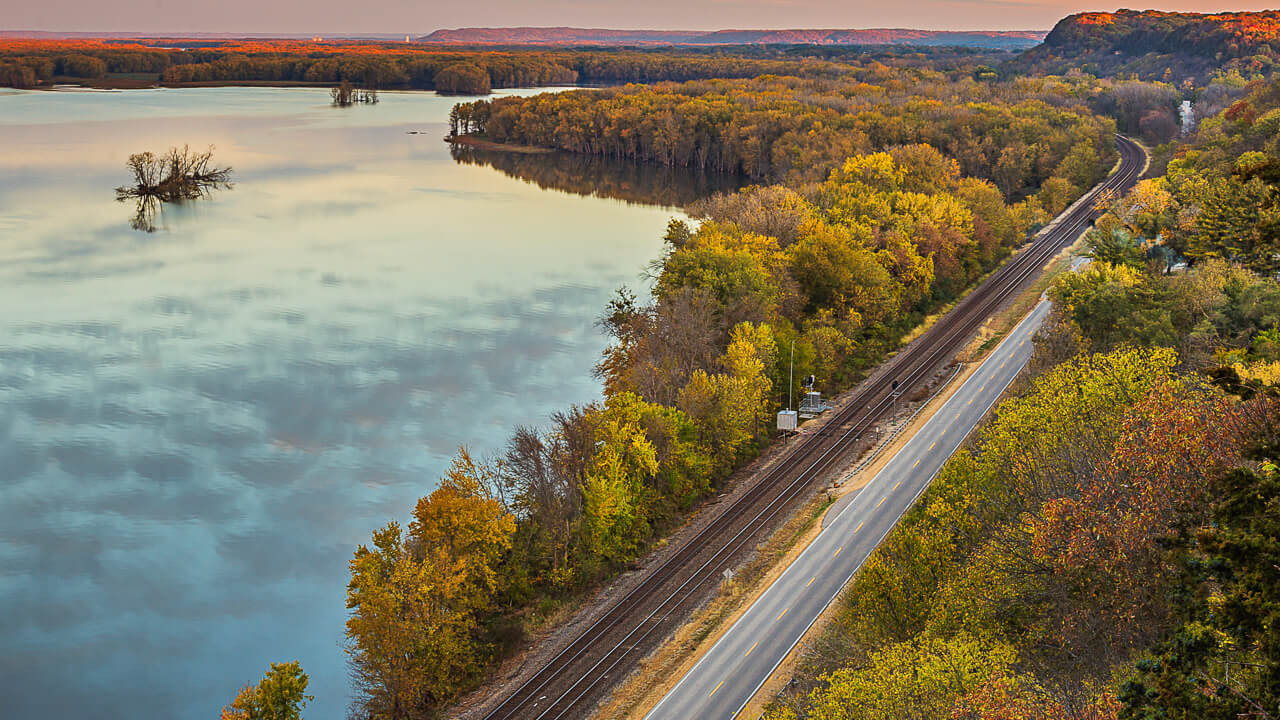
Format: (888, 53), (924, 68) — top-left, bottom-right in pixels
(0, 87), (702, 718)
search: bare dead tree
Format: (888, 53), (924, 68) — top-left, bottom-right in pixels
(115, 145), (232, 203)
(331, 81), (354, 106)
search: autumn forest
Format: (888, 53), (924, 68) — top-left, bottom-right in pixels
(346, 12), (1280, 720)
(5, 8), (1280, 720)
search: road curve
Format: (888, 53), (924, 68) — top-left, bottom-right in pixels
(480, 136), (1145, 720)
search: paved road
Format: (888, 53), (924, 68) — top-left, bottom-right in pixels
(645, 298), (1054, 720)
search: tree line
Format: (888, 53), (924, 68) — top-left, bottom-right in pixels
(450, 69), (1122, 193)
(0, 39), (865, 91)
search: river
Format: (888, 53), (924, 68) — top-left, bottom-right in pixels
(0, 86), (733, 719)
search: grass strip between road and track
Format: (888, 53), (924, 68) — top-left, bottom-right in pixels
(596, 231), (1092, 720)
(483, 137), (1142, 720)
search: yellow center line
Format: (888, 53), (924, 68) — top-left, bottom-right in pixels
(854, 521), (864, 533)
(893, 480), (901, 491)
(967, 397), (973, 405)
(876, 496), (886, 508)
(979, 383), (986, 392)
(833, 546), (843, 557)
(806, 575), (816, 587)
(710, 680), (725, 697)
(746, 640), (759, 657)
(912, 458), (920, 468)
(929, 441), (936, 451)
(777, 607), (789, 621)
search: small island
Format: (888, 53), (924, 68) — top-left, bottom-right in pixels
(115, 145), (232, 202)
(331, 80), (378, 106)
(115, 145), (232, 231)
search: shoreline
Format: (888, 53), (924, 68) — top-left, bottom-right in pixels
(447, 134), (554, 154)
(34, 78), (383, 90)
(22, 77), (606, 92)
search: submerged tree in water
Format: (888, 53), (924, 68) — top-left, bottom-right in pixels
(115, 145), (232, 232)
(331, 80), (378, 106)
(116, 145), (232, 202)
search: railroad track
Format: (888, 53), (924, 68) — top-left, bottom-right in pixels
(480, 135), (1146, 720)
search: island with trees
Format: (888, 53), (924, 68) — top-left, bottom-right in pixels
(114, 145), (232, 232)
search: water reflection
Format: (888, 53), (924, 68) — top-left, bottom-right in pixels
(0, 87), (718, 720)
(126, 194), (163, 232)
(124, 194), (231, 233)
(450, 144), (747, 207)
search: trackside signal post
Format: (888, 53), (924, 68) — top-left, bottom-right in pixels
(798, 375), (829, 418)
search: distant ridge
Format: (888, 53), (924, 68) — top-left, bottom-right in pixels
(418, 26), (1046, 49)
(417, 27), (705, 44)
(685, 29), (1044, 48)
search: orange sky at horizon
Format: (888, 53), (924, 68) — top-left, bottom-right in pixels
(5, 1), (1280, 35)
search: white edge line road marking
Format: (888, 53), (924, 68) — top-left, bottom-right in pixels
(721, 301), (1051, 720)
(643, 300), (1051, 720)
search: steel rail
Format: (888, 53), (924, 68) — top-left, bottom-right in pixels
(532, 135), (1144, 720)
(482, 135), (1144, 720)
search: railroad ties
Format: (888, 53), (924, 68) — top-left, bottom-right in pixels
(481, 135), (1146, 720)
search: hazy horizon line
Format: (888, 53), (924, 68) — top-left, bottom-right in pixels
(0, 24), (1054, 37)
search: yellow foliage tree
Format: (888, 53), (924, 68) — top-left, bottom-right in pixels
(346, 522), (476, 717)
(410, 448), (515, 605)
(346, 450), (515, 718)
(581, 395), (660, 563)
(722, 321), (777, 442)
(221, 661), (312, 720)
(772, 634), (1016, 720)
(979, 346), (1178, 503)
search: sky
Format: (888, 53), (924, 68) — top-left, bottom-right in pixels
(5, 0), (1280, 35)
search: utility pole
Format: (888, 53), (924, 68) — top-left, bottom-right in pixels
(788, 338), (796, 411)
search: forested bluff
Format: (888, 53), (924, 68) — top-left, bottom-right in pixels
(65, 12), (1276, 720)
